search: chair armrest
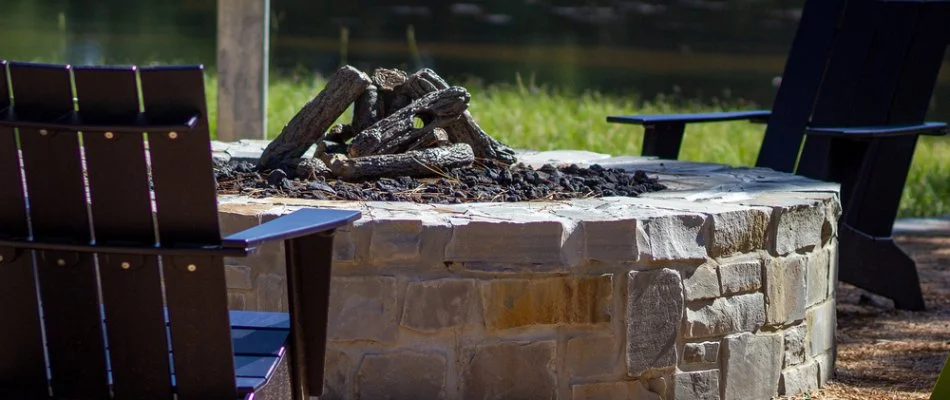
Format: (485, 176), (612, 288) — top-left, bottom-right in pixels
(606, 110), (772, 126)
(222, 208), (361, 251)
(806, 122), (948, 138)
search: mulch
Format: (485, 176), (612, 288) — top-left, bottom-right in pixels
(783, 235), (950, 399)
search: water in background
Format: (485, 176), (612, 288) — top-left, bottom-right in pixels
(1, 0), (947, 118)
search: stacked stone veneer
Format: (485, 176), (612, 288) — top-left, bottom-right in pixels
(216, 152), (841, 400)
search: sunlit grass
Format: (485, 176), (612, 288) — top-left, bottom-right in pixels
(204, 71), (949, 218)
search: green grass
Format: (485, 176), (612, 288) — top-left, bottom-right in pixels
(204, 72), (950, 218)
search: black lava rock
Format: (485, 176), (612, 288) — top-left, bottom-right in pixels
(215, 159), (666, 204)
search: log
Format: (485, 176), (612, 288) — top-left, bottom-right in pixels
(258, 65), (371, 170)
(323, 124), (355, 144)
(351, 84), (380, 133)
(329, 143), (475, 181)
(406, 128), (450, 151)
(348, 87), (469, 158)
(294, 157), (332, 179)
(398, 69), (517, 164)
(373, 68), (411, 118)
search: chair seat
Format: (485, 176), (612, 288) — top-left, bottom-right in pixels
(102, 310), (291, 398)
(229, 311), (291, 397)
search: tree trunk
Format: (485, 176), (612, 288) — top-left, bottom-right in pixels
(329, 143), (475, 181)
(258, 66), (372, 170)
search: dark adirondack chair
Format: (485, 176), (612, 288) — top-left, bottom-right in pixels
(608, 0), (949, 310)
(0, 60), (360, 399)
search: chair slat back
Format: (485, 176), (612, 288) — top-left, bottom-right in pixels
(836, 1), (950, 236)
(140, 67), (222, 247)
(0, 61), (238, 399)
(139, 66), (237, 399)
(0, 60), (48, 399)
(74, 65), (175, 400)
(754, 0), (850, 172)
(11, 62), (112, 399)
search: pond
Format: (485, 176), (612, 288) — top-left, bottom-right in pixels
(2, 0), (948, 119)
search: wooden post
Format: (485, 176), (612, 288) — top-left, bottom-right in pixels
(216, 0), (269, 141)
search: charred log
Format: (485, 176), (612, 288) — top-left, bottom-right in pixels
(395, 69), (517, 164)
(351, 84), (380, 133)
(323, 124), (356, 145)
(258, 66), (372, 170)
(373, 68), (411, 118)
(329, 143), (475, 181)
(348, 87), (469, 158)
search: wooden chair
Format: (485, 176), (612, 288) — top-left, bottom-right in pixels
(608, 0), (949, 310)
(0, 60), (360, 399)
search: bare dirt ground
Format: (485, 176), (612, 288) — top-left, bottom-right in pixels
(782, 235), (950, 400)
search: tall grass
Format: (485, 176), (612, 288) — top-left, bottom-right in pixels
(204, 72), (949, 218)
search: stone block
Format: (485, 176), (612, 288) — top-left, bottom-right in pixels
(332, 227), (357, 262)
(369, 219), (423, 263)
(463, 341), (556, 400)
(567, 335), (618, 377)
(228, 292), (246, 310)
(709, 208), (770, 258)
(684, 341), (720, 364)
(582, 218), (639, 262)
(815, 350), (835, 386)
(571, 381), (660, 400)
(224, 265), (253, 290)
(780, 360), (819, 396)
(722, 332), (782, 400)
(356, 351), (446, 399)
(482, 275), (611, 330)
(446, 219), (566, 264)
(806, 248), (831, 307)
(626, 269), (684, 376)
(218, 208), (262, 236)
(418, 217), (453, 264)
(683, 264), (721, 301)
(807, 300), (836, 357)
(255, 273), (286, 312)
(761, 197), (825, 255)
(718, 260), (762, 295)
(703, 341), (720, 363)
(323, 347), (354, 400)
(683, 293), (765, 339)
(640, 213), (708, 261)
(328, 277), (399, 343)
(784, 324), (806, 367)
(401, 279), (478, 332)
(674, 370), (721, 400)
(764, 256), (806, 326)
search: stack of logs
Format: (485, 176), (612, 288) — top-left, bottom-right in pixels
(258, 66), (517, 181)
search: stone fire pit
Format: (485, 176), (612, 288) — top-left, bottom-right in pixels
(216, 142), (840, 400)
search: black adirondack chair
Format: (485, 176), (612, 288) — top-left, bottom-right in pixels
(608, 0), (949, 310)
(0, 60), (360, 399)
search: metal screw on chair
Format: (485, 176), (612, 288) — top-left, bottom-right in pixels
(0, 255), (4, 263)
(187, 264), (197, 272)
(39, 129), (49, 136)
(168, 131), (179, 140)
(121, 261), (131, 270)
(105, 132), (115, 140)
(56, 258), (66, 266)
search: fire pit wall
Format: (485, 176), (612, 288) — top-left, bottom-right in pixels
(217, 153), (841, 400)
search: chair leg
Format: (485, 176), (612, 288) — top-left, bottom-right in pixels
(837, 223), (925, 311)
(641, 123), (686, 159)
(285, 231), (337, 399)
